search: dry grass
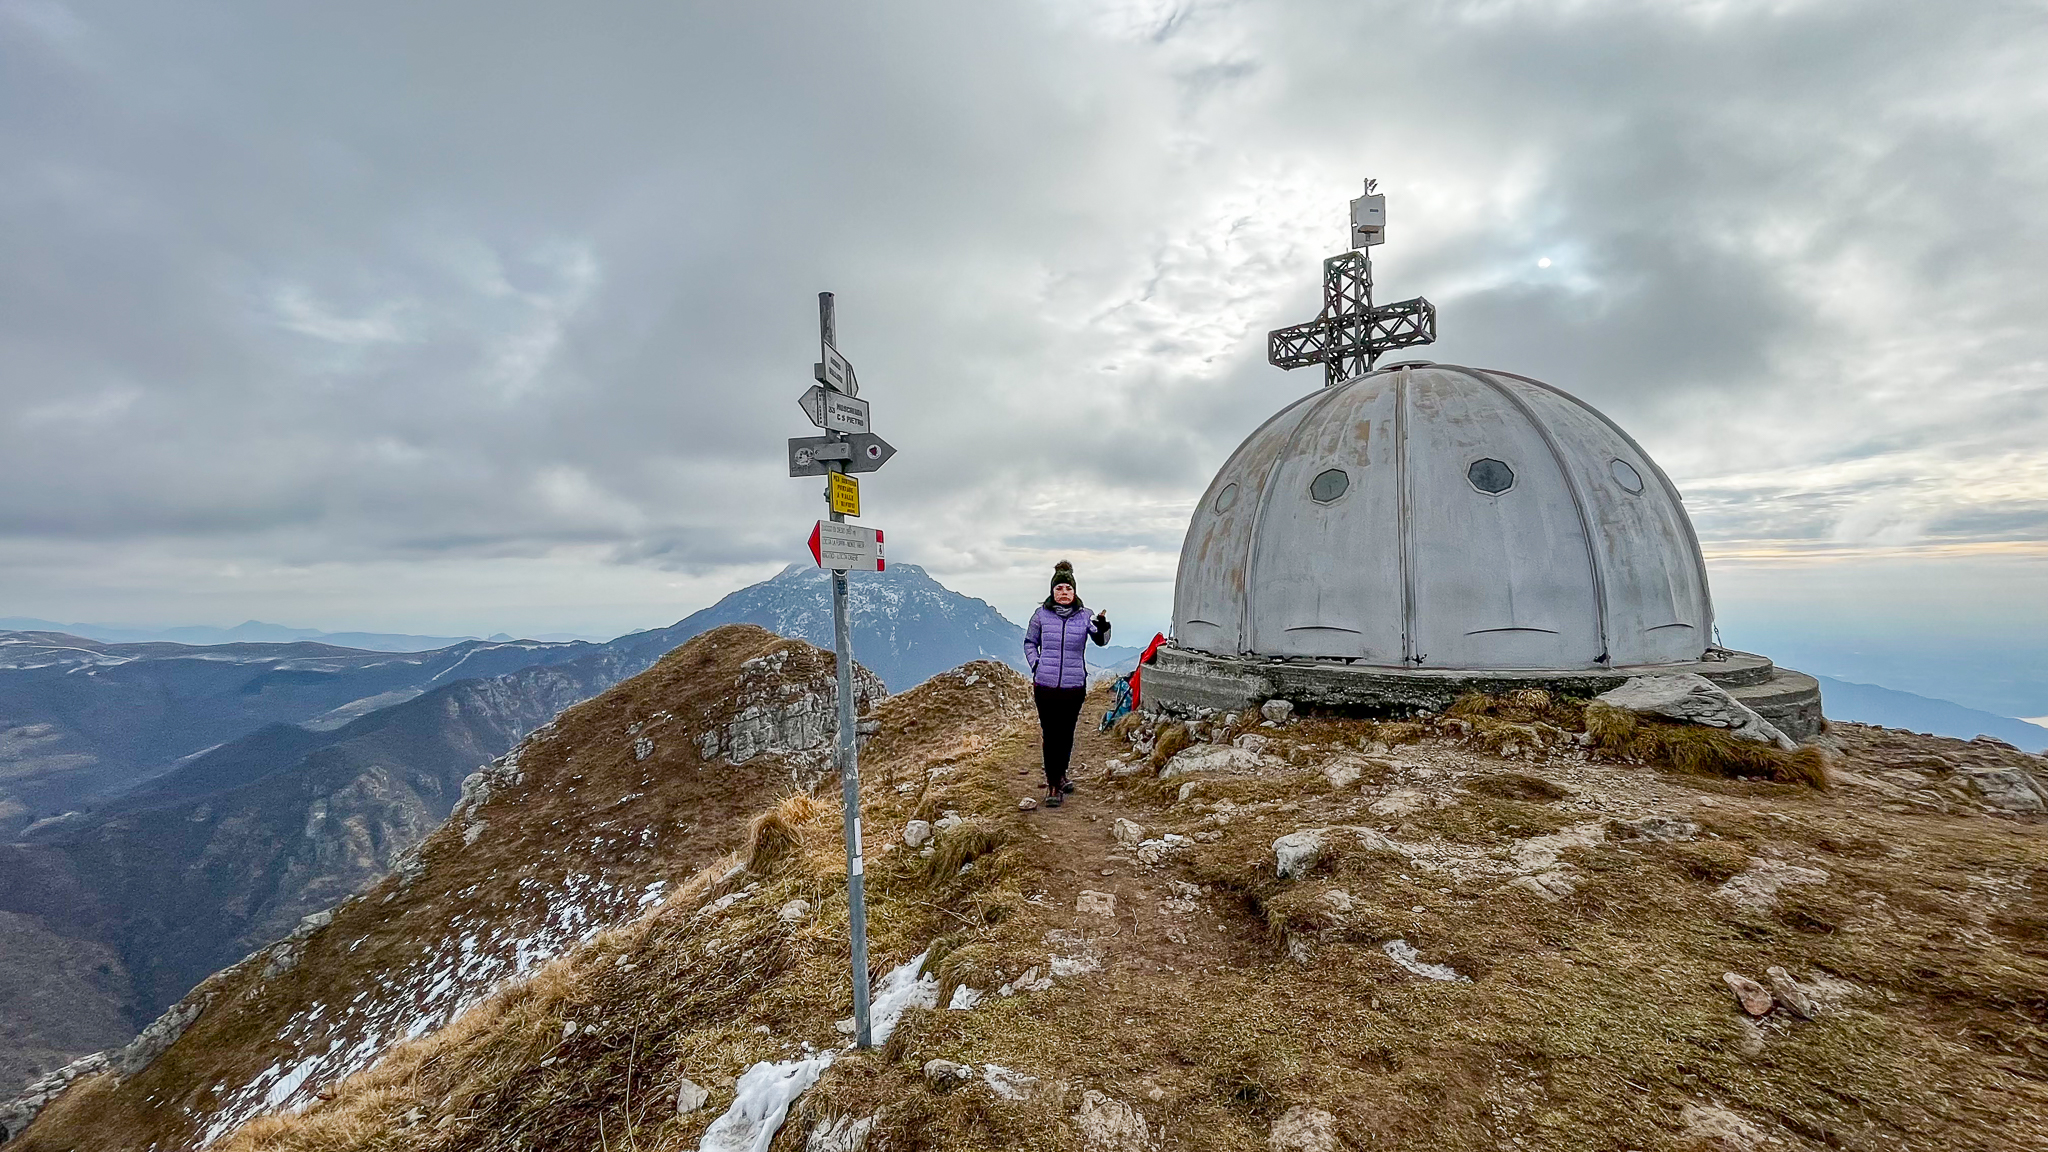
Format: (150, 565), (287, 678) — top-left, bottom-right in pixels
(923, 819), (1010, 886)
(1148, 722), (1195, 770)
(1445, 688), (1586, 730)
(1586, 702), (1831, 787)
(744, 792), (824, 875)
(30, 653), (2048, 1152)
(182, 659), (1047, 1152)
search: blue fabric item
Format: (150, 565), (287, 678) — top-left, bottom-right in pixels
(1024, 602), (1110, 689)
(1099, 673), (1134, 732)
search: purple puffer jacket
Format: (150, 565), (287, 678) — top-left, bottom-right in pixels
(1024, 602), (1110, 689)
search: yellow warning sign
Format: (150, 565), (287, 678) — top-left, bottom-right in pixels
(827, 471), (860, 517)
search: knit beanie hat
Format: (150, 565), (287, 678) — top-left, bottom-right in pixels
(1049, 559), (1077, 594)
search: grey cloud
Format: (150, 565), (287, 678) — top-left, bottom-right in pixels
(1, 0), (2044, 640)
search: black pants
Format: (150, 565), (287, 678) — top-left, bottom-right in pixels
(1033, 685), (1087, 791)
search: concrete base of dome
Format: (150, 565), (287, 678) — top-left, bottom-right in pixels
(1142, 646), (1825, 741)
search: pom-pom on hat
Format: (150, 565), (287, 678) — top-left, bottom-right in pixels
(1049, 559), (1077, 594)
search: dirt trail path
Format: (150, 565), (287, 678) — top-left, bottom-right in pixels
(998, 685), (1267, 969)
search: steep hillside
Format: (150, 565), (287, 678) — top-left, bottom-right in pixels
(14, 656), (2046, 1150)
(7, 624), (887, 1148)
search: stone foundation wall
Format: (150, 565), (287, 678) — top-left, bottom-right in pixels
(1144, 647), (1825, 740)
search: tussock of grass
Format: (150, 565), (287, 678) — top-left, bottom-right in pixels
(1445, 688), (1586, 730)
(1361, 719), (1426, 746)
(1587, 702), (1830, 787)
(924, 819), (1008, 885)
(1148, 722), (1195, 770)
(744, 792), (823, 875)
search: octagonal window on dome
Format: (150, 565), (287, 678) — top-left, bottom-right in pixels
(1609, 459), (1644, 493)
(1214, 483), (1240, 513)
(1309, 468), (1349, 504)
(1467, 458), (1514, 495)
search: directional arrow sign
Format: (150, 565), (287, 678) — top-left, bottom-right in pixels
(799, 385), (870, 434)
(789, 435), (855, 477)
(840, 432), (895, 474)
(809, 520), (884, 571)
(814, 344), (857, 397)
(798, 385), (828, 428)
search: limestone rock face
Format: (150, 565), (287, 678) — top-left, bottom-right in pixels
(1076, 891), (1118, 918)
(1679, 1101), (1768, 1150)
(1767, 967), (1821, 1018)
(806, 1113), (878, 1151)
(1, 1050), (111, 1141)
(674, 1077), (710, 1114)
(1714, 857), (1829, 913)
(692, 647), (885, 778)
(1961, 766), (2047, 813)
(1595, 674), (1794, 749)
(922, 1059), (974, 1090)
(1113, 818), (1146, 848)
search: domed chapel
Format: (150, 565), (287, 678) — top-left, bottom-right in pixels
(1146, 181), (1822, 737)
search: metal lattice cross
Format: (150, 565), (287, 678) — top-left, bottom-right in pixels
(1268, 183), (1437, 387)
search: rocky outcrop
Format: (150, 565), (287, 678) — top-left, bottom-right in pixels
(1272, 826), (1406, 879)
(0, 1052), (108, 1142)
(692, 647), (885, 784)
(1594, 674), (1795, 749)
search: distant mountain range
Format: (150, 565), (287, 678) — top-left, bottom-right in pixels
(0, 617), (607, 651)
(0, 632), (606, 837)
(1814, 675), (2048, 753)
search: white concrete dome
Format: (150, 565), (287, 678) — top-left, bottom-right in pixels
(1173, 363), (1713, 670)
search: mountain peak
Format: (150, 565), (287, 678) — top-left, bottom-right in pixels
(652, 563), (1018, 690)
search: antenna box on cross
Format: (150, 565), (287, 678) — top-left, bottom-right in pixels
(1350, 190), (1386, 248)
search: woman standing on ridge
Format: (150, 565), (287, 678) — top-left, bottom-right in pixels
(1024, 559), (1111, 808)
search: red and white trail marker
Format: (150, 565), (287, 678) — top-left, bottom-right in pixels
(808, 520), (884, 572)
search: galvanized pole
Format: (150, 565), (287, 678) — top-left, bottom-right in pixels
(820, 291), (873, 1049)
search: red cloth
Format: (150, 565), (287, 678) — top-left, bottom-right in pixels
(1129, 632), (1168, 705)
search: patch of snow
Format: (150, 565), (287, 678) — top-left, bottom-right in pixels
(696, 952), (935, 1152)
(867, 952), (938, 1045)
(698, 1056), (833, 1152)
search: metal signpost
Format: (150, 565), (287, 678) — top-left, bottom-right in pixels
(790, 291), (895, 1049)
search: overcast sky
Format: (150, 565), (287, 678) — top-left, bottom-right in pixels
(5, 0), (2046, 711)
